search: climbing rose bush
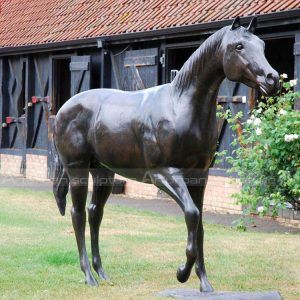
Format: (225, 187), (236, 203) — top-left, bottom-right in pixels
(218, 76), (300, 217)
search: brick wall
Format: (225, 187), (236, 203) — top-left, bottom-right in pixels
(0, 153), (241, 213)
(0, 154), (22, 176)
(204, 175), (242, 213)
(0, 154), (48, 180)
(25, 154), (48, 181)
(1, 154), (299, 225)
(115, 174), (242, 213)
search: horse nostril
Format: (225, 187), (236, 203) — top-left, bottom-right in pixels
(266, 73), (275, 86)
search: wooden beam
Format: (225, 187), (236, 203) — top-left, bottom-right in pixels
(101, 49), (111, 88)
(294, 31), (300, 110)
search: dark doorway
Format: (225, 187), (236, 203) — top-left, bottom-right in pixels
(166, 46), (197, 82)
(53, 58), (71, 114)
(265, 38), (294, 80)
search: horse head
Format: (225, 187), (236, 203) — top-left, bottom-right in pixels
(222, 16), (279, 95)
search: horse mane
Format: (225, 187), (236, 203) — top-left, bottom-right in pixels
(171, 26), (228, 93)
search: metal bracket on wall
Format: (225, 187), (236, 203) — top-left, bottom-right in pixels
(2, 116), (26, 128)
(160, 53), (165, 67)
(28, 96), (50, 107)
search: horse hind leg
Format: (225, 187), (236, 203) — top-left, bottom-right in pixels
(88, 166), (114, 280)
(66, 161), (98, 286)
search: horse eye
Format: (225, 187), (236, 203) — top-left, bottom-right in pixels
(236, 44), (243, 51)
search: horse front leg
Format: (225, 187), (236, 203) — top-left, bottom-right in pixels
(150, 168), (199, 283)
(187, 173), (214, 292)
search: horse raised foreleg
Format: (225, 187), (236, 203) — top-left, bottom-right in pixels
(150, 167), (199, 283)
(66, 163), (98, 286)
(88, 167), (114, 280)
(188, 179), (214, 293)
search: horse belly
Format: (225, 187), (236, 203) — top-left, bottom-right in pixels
(91, 120), (148, 172)
(94, 143), (151, 183)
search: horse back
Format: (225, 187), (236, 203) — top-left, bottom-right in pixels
(55, 86), (171, 172)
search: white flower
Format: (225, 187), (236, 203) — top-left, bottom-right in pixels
(281, 73), (288, 79)
(250, 114), (255, 120)
(289, 79), (298, 87)
(247, 119), (253, 124)
(256, 108), (262, 114)
(253, 118), (262, 126)
(279, 109), (287, 115)
(256, 128), (262, 135)
(257, 206), (264, 213)
(284, 135), (292, 142)
(284, 134), (299, 142)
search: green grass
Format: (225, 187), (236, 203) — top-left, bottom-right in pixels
(0, 187), (299, 299)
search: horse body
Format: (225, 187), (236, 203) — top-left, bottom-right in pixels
(53, 17), (279, 291)
(56, 81), (218, 180)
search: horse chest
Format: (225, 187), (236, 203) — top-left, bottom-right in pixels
(175, 133), (217, 169)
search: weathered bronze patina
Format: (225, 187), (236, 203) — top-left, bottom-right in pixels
(53, 17), (279, 291)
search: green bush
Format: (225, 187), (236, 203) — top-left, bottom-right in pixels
(218, 76), (300, 217)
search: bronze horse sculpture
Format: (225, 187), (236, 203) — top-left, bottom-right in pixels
(53, 17), (279, 291)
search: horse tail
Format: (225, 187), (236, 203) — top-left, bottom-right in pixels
(52, 121), (69, 216)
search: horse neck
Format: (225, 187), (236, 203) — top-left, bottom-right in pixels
(170, 29), (226, 118)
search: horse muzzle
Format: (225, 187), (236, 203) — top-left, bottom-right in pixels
(258, 72), (280, 96)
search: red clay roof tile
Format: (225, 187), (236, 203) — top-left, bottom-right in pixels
(0, 0), (299, 48)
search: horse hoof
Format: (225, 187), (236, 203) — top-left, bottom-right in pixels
(85, 276), (99, 286)
(97, 269), (109, 281)
(200, 281), (214, 293)
(176, 264), (191, 283)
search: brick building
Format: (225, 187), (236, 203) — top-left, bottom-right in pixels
(0, 0), (300, 213)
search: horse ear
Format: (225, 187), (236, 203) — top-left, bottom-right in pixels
(247, 17), (257, 33)
(231, 16), (240, 30)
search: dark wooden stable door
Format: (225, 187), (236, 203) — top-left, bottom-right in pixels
(0, 57), (27, 174)
(47, 56), (91, 179)
(70, 56), (91, 95)
(27, 56), (51, 151)
(123, 48), (158, 90)
(111, 48), (158, 90)
(213, 79), (254, 169)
